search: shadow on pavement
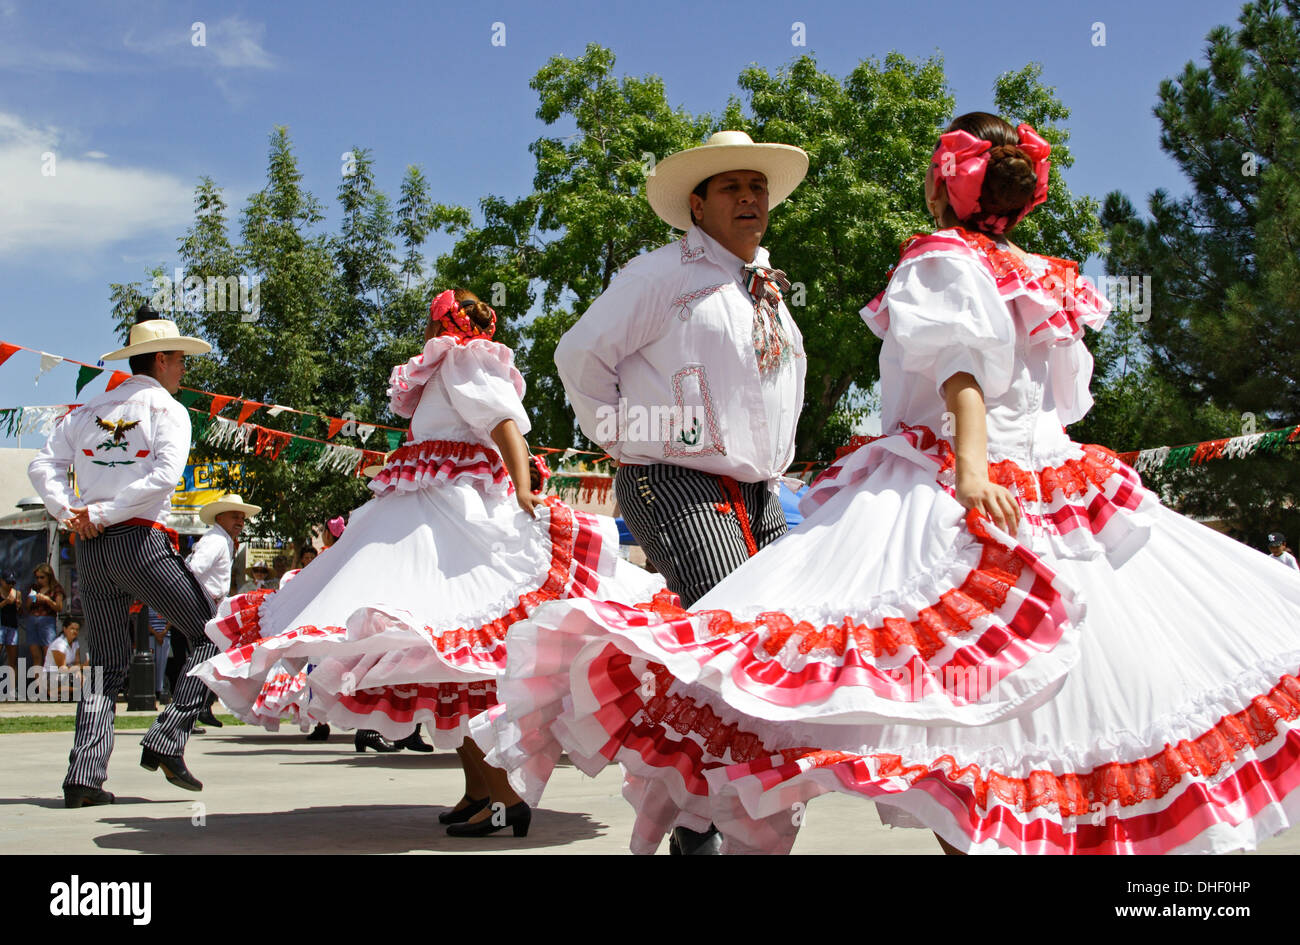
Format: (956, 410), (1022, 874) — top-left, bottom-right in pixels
(91, 804), (608, 853)
(0, 795), (191, 809)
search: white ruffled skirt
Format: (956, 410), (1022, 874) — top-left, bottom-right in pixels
(192, 459), (663, 749)
(474, 426), (1300, 853)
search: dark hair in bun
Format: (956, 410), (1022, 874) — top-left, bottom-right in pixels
(945, 112), (1039, 235)
(451, 288), (494, 332)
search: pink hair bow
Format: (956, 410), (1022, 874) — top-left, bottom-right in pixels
(930, 122), (1052, 234)
(430, 289), (497, 342)
(326, 516), (346, 538)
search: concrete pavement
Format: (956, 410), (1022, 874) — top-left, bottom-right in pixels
(2, 724), (1298, 855)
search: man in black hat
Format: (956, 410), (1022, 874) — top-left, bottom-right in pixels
(1267, 533), (1299, 571)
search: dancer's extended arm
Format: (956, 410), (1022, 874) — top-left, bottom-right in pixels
(491, 419), (543, 518)
(942, 372), (1021, 535)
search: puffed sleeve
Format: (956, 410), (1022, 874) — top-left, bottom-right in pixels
(439, 342), (531, 438)
(867, 252), (1016, 401)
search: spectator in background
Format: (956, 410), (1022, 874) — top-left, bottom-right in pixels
(1267, 533), (1299, 570)
(188, 494), (261, 728)
(297, 546), (317, 569)
(148, 609), (171, 702)
(23, 563), (65, 670)
(323, 516), (347, 548)
(239, 562), (276, 593)
(43, 617), (87, 697)
(1, 571), (19, 679)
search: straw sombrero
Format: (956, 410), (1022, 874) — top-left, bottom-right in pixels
(200, 493), (261, 525)
(101, 318), (212, 361)
(362, 451), (393, 479)
(646, 131), (809, 232)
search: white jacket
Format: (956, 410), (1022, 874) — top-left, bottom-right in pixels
(555, 226), (805, 483)
(28, 374), (190, 528)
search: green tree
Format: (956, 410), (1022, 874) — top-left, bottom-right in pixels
(430, 44), (710, 453)
(1102, 0), (1300, 543)
(730, 57), (1102, 458)
(183, 128), (370, 542)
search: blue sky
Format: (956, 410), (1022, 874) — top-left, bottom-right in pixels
(0, 0), (1248, 448)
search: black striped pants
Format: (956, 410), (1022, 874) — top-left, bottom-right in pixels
(66, 524), (217, 790)
(615, 464), (787, 608)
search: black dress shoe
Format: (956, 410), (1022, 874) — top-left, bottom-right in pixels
(305, 723), (330, 741)
(394, 726), (433, 752)
(437, 795), (489, 825)
(191, 726), (206, 735)
(140, 746), (203, 791)
(64, 785), (115, 809)
(446, 801), (531, 838)
(669, 824), (722, 855)
(354, 730), (400, 753)
(197, 708), (223, 728)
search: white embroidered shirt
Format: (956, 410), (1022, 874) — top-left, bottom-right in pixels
(28, 375), (191, 528)
(554, 226), (805, 483)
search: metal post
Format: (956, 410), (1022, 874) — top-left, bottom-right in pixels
(126, 606), (156, 711)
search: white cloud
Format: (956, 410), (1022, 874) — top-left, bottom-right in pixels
(123, 16), (274, 70)
(0, 46), (101, 73)
(0, 112), (192, 257)
(210, 17), (274, 69)
(83, 150), (107, 159)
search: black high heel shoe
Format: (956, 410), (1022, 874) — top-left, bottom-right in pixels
(354, 730), (400, 753)
(394, 726), (433, 752)
(446, 801), (531, 838)
(437, 795), (489, 825)
(305, 723), (330, 742)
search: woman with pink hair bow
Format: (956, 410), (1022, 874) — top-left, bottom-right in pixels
(478, 112), (1300, 855)
(193, 287), (663, 837)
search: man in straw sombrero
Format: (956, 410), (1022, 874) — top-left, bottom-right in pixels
(29, 304), (222, 806)
(554, 131), (809, 851)
(182, 493), (260, 728)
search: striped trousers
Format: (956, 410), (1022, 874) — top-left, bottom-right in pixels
(615, 464), (787, 608)
(66, 524), (217, 790)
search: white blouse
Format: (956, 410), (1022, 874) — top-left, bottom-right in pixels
(864, 234), (1109, 467)
(389, 336), (531, 445)
(555, 226), (805, 484)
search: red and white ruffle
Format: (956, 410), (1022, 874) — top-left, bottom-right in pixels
(368, 439), (511, 499)
(195, 500), (658, 745)
(387, 336), (523, 418)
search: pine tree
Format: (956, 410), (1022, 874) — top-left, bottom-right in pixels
(1103, 0), (1300, 544)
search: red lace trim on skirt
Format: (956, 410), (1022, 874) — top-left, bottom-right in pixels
(213, 497), (597, 667)
(616, 649), (1300, 814)
(634, 537), (1025, 662)
(335, 680), (499, 731)
(368, 438), (508, 495)
(823, 426), (1145, 522)
(428, 499), (582, 658)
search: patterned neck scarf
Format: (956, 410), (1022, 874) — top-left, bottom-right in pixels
(743, 263), (792, 377)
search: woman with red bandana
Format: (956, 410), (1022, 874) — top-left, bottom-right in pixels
(193, 288), (662, 837)
(479, 113), (1300, 855)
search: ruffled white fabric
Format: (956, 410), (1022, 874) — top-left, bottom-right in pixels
(388, 336), (524, 420)
(192, 337), (664, 747)
(476, 229), (1300, 854)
